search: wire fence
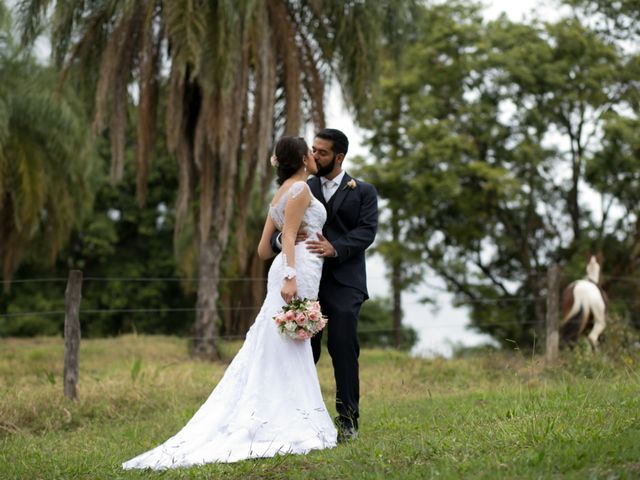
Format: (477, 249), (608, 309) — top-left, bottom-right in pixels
(6, 270), (631, 400)
(0, 309), (549, 328)
(3, 274), (640, 285)
(1, 273), (638, 334)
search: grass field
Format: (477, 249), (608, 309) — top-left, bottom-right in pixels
(1, 334), (639, 479)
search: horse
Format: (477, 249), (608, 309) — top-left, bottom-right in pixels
(560, 255), (608, 350)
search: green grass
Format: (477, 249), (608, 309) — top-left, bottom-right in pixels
(1, 335), (639, 479)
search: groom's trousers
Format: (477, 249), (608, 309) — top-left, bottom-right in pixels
(313, 275), (364, 430)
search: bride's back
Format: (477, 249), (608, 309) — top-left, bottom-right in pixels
(267, 180), (326, 300)
(269, 181), (326, 235)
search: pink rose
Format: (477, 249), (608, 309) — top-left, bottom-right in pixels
(312, 302), (321, 312)
(295, 313), (306, 325)
(275, 314), (285, 325)
(285, 310), (295, 320)
(308, 311), (318, 321)
(297, 330), (308, 340)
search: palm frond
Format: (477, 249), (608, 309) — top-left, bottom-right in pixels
(0, 48), (97, 283)
(269, 0), (302, 134)
(15, 0), (52, 47)
(167, 65), (196, 250)
(135, 3), (161, 205)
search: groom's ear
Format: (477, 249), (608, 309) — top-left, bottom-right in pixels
(336, 152), (345, 164)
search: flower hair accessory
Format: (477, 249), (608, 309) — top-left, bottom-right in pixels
(270, 155), (279, 167)
(342, 179), (357, 190)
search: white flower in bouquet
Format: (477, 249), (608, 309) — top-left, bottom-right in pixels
(286, 321), (298, 332)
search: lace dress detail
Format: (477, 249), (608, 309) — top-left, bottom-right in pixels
(122, 181), (334, 470)
(268, 181), (327, 296)
(269, 181), (325, 235)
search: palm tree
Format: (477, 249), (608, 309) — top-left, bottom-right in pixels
(0, 4), (97, 289)
(18, 0), (414, 359)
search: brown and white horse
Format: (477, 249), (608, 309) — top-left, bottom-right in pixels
(560, 255), (608, 350)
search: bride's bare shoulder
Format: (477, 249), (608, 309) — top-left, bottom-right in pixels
(287, 181), (310, 199)
(271, 180), (310, 207)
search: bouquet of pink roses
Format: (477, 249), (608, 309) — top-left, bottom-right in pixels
(273, 298), (327, 340)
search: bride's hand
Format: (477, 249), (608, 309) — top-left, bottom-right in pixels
(281, 278), (298, 304)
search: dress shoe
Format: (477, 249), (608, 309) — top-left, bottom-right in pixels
(337, 425), (359, 443)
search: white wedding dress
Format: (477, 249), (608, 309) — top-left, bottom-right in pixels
(122, 181), (337, 469)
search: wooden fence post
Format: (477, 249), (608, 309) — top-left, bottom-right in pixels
(64, 270), (83, 401)
(545, 264), (560, 364)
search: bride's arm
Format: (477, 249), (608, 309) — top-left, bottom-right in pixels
(280, 186), (311, 302)
(257, 215), (278, 260)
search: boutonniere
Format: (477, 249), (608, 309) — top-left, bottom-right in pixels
(342, 179), (357, 190)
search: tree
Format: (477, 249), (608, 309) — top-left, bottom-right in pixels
(0, 5), (97, 288)
(1, 91), (197, 338)
(565, 0), (640, 40)
(358, 1), (494, 343)
(584, 113), (640, 328)
(18, 0), (416, 359)
(354, 0), (428, 348)
(358, 3), (638, 348)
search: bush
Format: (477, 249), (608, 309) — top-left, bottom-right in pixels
(358, 296), (418, 350)
(0, 290), (63, 337)
(560, 313), (640, 378)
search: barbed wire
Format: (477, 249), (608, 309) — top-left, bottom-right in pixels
(2, 274), (398, 285)
(0, 297), (543, 320)
(2, 270), (639, 337)
(1, 296), (638, 321)
(0, 316), (634, 333)
(3, 273), (640, 285)
(84, 277), (268, 283)
(0, 276), (270, 285)
(0, 306), (260, 319)
(0, 322), (543, 338)
(1, 278), (68, 284)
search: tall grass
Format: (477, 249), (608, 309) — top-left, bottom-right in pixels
(1, 335), (639, 479)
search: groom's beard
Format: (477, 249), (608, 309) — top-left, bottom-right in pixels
(315, 155), (336, 177)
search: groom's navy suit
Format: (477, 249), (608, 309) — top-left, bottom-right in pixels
(307, 173), (378, 430)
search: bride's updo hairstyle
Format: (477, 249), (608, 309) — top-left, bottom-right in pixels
(273, 136), (308, 185)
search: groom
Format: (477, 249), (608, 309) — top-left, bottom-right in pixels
(274, 128), (378, 441)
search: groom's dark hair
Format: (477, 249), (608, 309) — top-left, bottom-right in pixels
(316, 128), (349, 156)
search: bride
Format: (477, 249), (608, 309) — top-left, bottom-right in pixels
(122, 136), (337, 469)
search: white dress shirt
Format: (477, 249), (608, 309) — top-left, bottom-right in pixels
(321, 170), (346, 202)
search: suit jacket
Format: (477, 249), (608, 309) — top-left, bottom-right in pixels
(308, 173), (378, 299)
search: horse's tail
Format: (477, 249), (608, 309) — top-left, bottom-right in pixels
(561, 282), (578, 324)
(561, 282), (587, 343)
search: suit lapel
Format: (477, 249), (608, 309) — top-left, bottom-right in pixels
(328, 173), (352, 221)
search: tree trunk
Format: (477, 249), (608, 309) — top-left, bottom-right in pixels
(192, 236), (223, 360)
(392, 269), (402, 349)
(189, 25), (250, 360)
(223, 248), (268, 337)
(568, 132), (582, 243)
(250, 257), (267, 331)
(391, 208), (403, 349)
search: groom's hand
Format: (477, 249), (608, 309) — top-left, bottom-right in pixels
(306, 233), (336, 258)
(275, 231), (308, 249)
